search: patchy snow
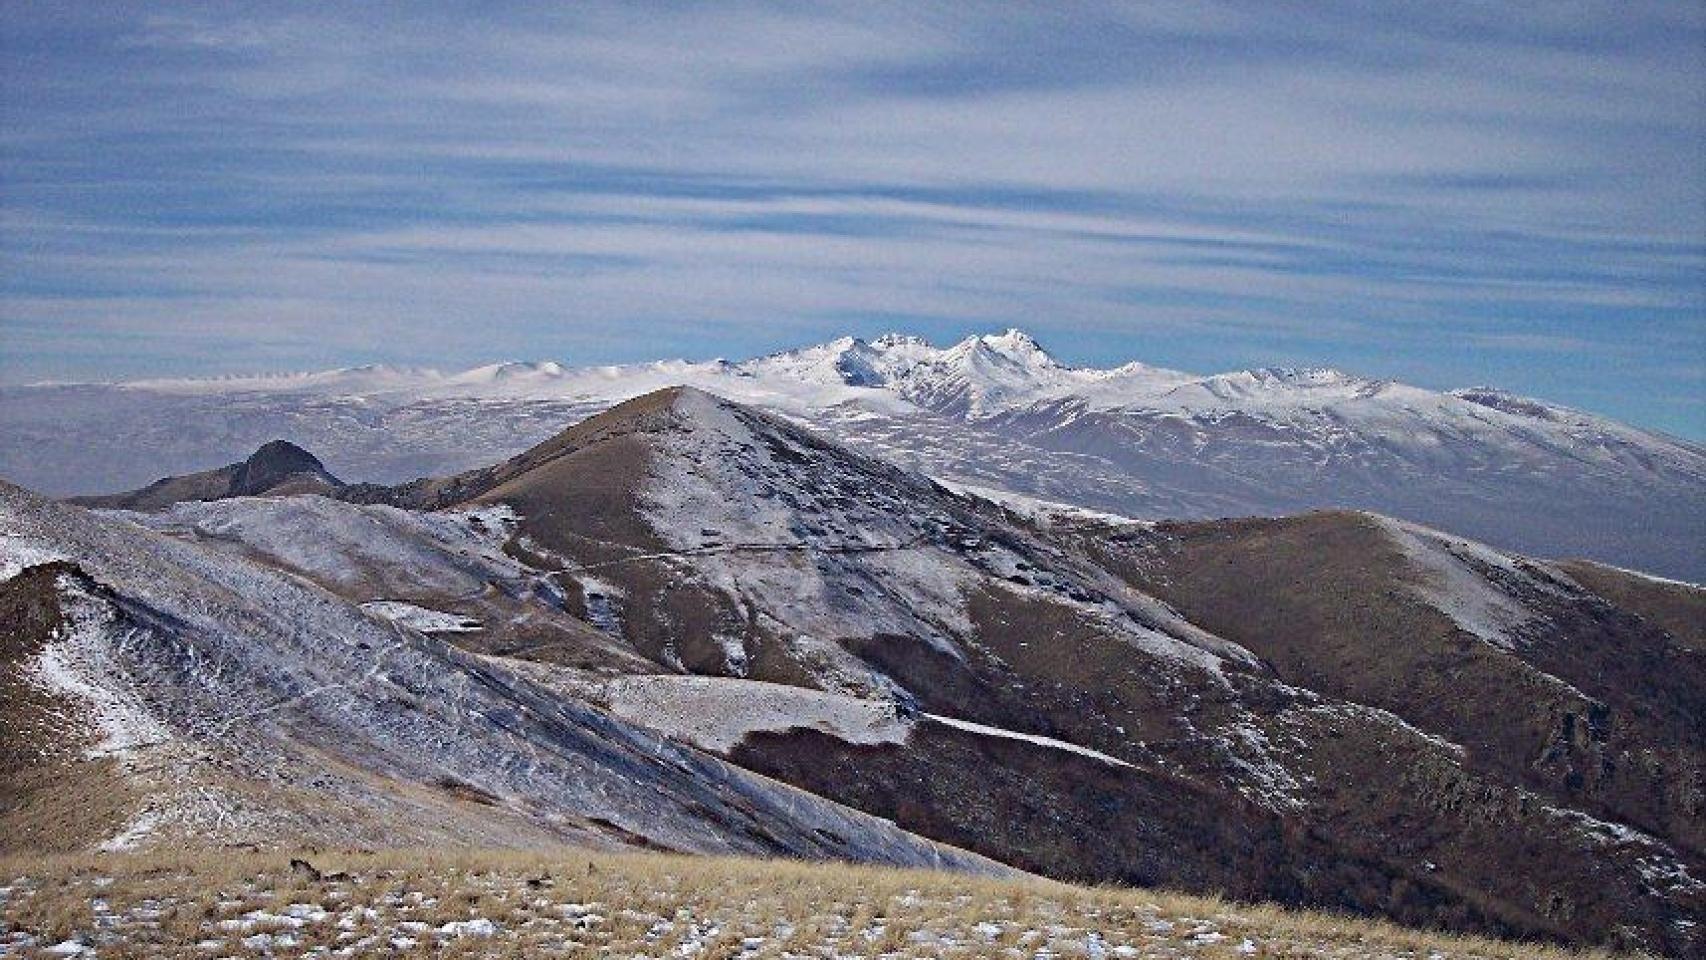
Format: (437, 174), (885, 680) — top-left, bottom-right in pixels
(1212, 720), (1307, 813)
(0, 539), (67, 582)
(97, 810), (165, 854)
(437, 918), (497, 937)
(628, 388), (1248, 695)
(604, 676), (910, 754)
(633, 388), (983, 688)
(1373, 516), (1555, 650)
(117, 495), (532, 599)
(360, 600), (482, 634)
(1533, 803), (1706, 896)
(921, 714), (1133, 769)
(570, 573), (626, 637)
(934, 478), (1150, 527)
(26, 580), (174, 763)
(1295, 700), (1468, 762)
(0, 857), (1500, 960)
(454, 502), (521, 541)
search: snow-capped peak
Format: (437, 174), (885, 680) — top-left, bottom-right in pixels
(733, 329), (1199, 416)
(452, 360), (570, 383)
(869, 333), (931, 350)
(965, 328), (1058, 369)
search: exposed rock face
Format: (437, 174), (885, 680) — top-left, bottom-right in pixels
(228, 440), (336, 496)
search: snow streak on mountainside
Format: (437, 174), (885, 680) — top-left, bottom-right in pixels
(4, 330), (1702, 578)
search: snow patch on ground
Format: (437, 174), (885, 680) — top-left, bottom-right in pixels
(454, 502), (520, 539)
(360, 600), (482, 634)
(26, 580), (174, 763)
(117, 495), (531, 599)
(1213, 720), (1307, 812)
(934, 478), (1151, 527)
(1374, 516), (1548, 650)
(570, 573), (626, 637)
(0, 538), (67, 582)
(604, 676), (910, 754)
(96, 810), (163, 854)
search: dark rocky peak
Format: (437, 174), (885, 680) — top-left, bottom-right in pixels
(231, 440), (337, 495)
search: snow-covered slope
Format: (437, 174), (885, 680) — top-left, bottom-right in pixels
(0, 479), (1004, 871)
(5, 329), (1702, 577)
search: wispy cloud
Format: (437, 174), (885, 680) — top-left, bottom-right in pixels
(1, 1), (1701, 435)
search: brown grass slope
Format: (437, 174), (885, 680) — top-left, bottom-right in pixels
(1052, 511), (1704, 954)
(1068, 512), (1705, 854)
(1554, 559), (1706, 652)
(0, 848), (1631, 960)
(0, 563), (139, 854)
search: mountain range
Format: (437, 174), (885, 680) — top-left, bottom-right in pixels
(4, 329), (1701, 580)
(4, 385), (1702, 955)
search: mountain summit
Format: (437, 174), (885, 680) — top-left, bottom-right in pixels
(67, 438), (343, 510)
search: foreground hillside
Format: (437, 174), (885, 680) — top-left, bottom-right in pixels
(0, 848), (1625, 959)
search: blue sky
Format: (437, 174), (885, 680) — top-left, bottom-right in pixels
(2, 2), (1702, 437)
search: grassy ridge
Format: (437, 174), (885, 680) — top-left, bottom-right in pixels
(0, 848), (1637, 959)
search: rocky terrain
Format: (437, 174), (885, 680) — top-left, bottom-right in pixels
(6, 385), (1700, 955)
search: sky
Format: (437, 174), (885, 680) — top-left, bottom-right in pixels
(1, 2), (1702, 437)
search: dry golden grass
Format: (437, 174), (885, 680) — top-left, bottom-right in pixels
(0, 847), (1646, 959)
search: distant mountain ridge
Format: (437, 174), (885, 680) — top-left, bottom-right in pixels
(6, 329), (1701, 578)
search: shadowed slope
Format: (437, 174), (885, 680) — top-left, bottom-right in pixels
(1064, 510), (1706, 869)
